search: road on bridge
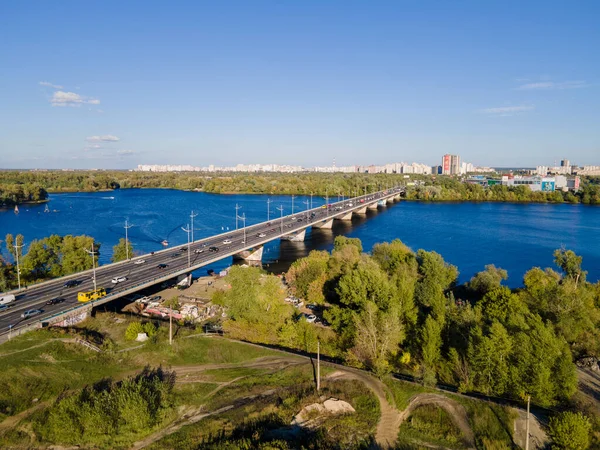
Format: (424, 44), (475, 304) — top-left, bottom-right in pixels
(0, 188), (402, 339)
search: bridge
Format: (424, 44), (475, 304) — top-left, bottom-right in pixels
(0, 187), (403, 341)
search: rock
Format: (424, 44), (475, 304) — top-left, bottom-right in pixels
(136, 332), (148, 342)
(291, 398), (355, 429)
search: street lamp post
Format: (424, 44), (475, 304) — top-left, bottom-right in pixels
(310, 192), (313, 210)
(267, 198), (272, 221)
(303, 199), (309, 220)
(84, 244), (98, 292)
(291, 195), (295, 215)
(124, 219), (134, 260)
(276, 205), (284, 233)
(181, 224), (192, 267)
(190, 210), (198, 242)
(235, 204), (242, 230)
(238, 213), (247, 243)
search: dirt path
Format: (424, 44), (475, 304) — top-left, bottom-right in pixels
(512, 407), (549, 449)
(397, 393), (475, 449)
(0, 401), (49, 435)
(326, 370), (402, 449)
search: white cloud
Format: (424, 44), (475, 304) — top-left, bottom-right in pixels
(117, 149), (137, 156)
(84, 144), (103, 151)
(51, 91), (100, 107)
(86, 135), (120, 142)
(39, 81), (64, 89)
(480, 105), (534, 116)
(517, 80), (587, 90)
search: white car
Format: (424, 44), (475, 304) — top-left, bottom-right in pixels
(194, 248), (204, 254)
(305, 314), (317, 323)
(258, 233), (266, 238)
(223, 239), (232, 244)
(111, 276), (127, 284)
(134, 259), (145, 265)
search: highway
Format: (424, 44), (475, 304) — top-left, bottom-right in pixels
(0, 187), (402, 339)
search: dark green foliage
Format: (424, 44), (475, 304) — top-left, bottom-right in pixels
(548, 411), (592, 450)
(37, 366), (176, 446)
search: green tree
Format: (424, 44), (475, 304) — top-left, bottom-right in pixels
(548, 411), (592, 450)
(468, 264), (508, 296)
(333, 235), (363, 253)
(554, 249), (587, 285)
(112, 238), (134, 262)
(420, 315), (442, 386)
(125, 322), (144, 340)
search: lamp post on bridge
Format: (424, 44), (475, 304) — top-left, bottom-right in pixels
(190, 210), (198, 242)
(181, 224), (192, 267)
(267, 198), (273, 221)
(237, 213), (247, 244)
(235, 204), (242, 230)
(276, 205), (284, 233)
(124, 219), (134, 260)
(291, 195), (295, 216)
(303, 199), (310, 221)
(84, 244), (98, 292)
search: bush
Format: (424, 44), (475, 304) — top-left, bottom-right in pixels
(125, 322), (144, 340)
(143, 322), (157, 337)
(549, 411), (592, 450)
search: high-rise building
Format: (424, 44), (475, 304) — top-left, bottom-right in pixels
(442, 154), (461, 175)
(561, 159), (570, 167)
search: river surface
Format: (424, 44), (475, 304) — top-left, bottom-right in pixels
(1, 189), (599, 287)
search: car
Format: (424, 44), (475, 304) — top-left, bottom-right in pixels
(0, 305), (9, 312)
(194, 248), (204, 254)
(306, 304), (318, 311)
(157, 263), (168, 269)
(270, 228), (276, 232)
(150, 295), (162, 301)
(21, 309), (43, 319)
(134, 259), (146, 265)
(180, 247), (188, 252)
(297, 218), (302, 222)
(305, 314), (317, 323)
(209, 246), (219, 252)
(171, 253), (180, 258)
(46, 297), (65, 305)
(321, 205), (326, 208)
(111, 276), (127, 284)
(63, 279), (80, 288)
(223, 239), (232, 244)
(258, 233), (266, 238)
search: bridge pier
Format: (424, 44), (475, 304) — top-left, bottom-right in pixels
(281, 229), (306, 242)
(394, 194), (401, 200)
(312, 218), (334, 229)
(386, 197), (394, 204)
(335, 211), (353, 221)
(355, 206), (368, 214)
(367, 202), (379, 210)
(233, 246), (264, 262)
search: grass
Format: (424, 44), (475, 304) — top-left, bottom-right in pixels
(383, 376), (436, 410)
(149, 366), (380, 450)
(397, 404), (465, 449)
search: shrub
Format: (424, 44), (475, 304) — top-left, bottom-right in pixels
(125, 322), (144, 340)
(549, 411), (592, 450)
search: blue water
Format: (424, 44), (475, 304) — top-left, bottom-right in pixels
(1, 189), (599, 287)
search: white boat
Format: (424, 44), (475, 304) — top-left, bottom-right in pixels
(44, 204), (50, 213)
(14, 205), (19, 214)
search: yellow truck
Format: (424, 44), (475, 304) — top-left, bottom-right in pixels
(77, 288), (106, 303)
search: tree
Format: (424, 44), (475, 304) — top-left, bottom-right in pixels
(420, 315), (442, 386)
(468, 265), (508, 296)
(554, 249), (587, 285)
(125, 322), (144, 340)
(548, 411), (592, 450)
(349, 301), (404, 376)
(372, 239), (416, 276)
(337, 257), (391, 310)
(112, 238), (133, 263)
(333, 236), (363, 253)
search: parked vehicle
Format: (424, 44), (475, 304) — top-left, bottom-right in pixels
(305, 314), (317, 323)
(0, 294), (16, 306)
(21, 309), (43, 319)
(78, 288), (106, 302)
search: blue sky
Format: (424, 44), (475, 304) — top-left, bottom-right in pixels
(0, 1), (598, 169)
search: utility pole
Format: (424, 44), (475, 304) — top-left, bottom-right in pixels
(235, 204), (242, 230)
(84, 244), (98, 292)
(190, 210), (198, 242)
(291, 195), (295, 215)
(13, 240), (25, 291)
(238, 213), (246, 243)
(310, 192), (313, 210)
(325, 189), (329, 217)
(525, 395), (530, 450)
(303, 199), (310, 220)
(169, 304), (173, 346)
(267, 198), (272, 221)
(124, 219), (134, 260)
(317, 339), (321, 391)
(276, 205), (284, 233)
(181, 225), (192, 267)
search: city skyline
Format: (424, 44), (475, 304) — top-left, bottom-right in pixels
(1, 1), (599, 169)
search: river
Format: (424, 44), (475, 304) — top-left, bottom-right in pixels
(1, 189), (599, 287)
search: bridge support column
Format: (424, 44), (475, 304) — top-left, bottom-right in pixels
(394, 194), (401, 200)
(281, 229), (306, 242)
(233, 246), (264, 262)
(355, 206), (368, 214)
(335, 211), (353, 221)
(386, 197), (394, 204)
(312, 218), (334, 229)
(367, 202), (378, 210)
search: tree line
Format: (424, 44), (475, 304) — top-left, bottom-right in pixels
(2, 170), (599, 205)
(215, 237), (600, 412)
